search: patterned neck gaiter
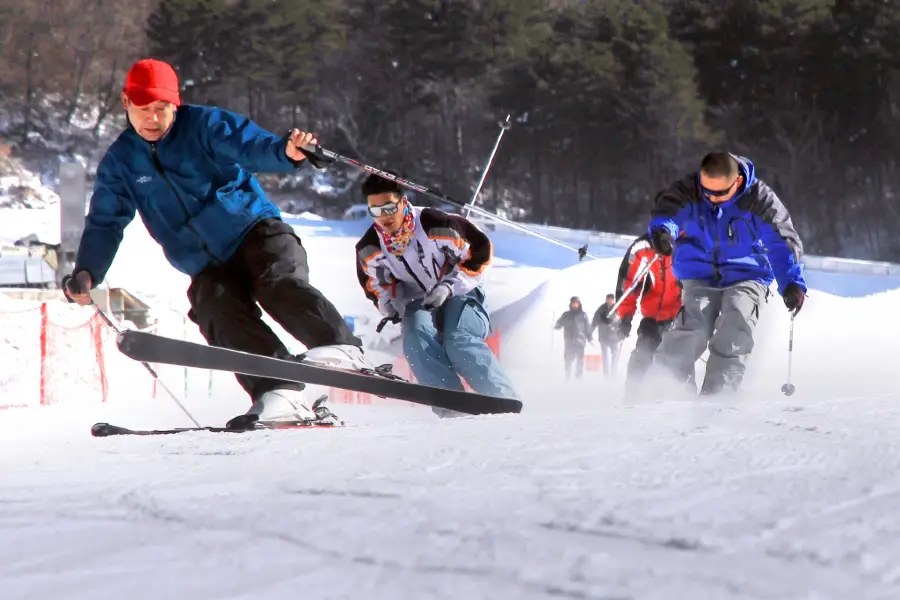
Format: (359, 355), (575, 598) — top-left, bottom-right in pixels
(377, 202), (415, 256)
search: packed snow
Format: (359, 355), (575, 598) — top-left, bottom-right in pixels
(2, 201), (900, 599)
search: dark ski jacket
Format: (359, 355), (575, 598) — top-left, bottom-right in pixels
(591, 304), (619, 343)
(648, 154), (807, 295)
(555, 308), (592, 347)
(75, 104), (318, 284)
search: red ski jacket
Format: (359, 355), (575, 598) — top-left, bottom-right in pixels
(615, 235), (682, 322)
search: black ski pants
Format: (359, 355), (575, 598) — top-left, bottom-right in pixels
(625, 317), (670, 386)
(186, 218), (361, 401)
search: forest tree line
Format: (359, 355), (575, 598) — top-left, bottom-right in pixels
(1, 0), (899, 261)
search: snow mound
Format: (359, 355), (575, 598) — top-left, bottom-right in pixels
(491, 257), (623, 368)
(282, 210), (325, 221)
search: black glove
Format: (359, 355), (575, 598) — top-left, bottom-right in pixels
(299, 145), (334, 169)
(649, 228), (673, 256)
(376, 311), (401, 333)
(783, 282), (806, 314)
(284, 132), (335, 170)
(618, 315), (633, 339)
(61, 269), (93, 304)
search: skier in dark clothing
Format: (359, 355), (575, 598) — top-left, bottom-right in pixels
(62, 58), (368, 424)
(591, 294), (620, 376)
(554, 296), (592, 379)
(646, 151), (807, 395)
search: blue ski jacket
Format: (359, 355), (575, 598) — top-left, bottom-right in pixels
(648, 155), (806, 295)
(75, 104), (313, 283)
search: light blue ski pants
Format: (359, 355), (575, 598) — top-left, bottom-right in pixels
(401, 287), (519, 401)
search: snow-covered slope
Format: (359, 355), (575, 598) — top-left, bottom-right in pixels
(3, 199), (900, 599)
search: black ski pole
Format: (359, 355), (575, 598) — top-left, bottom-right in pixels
(92, 304), (203, 427)
(61, 276), (202, 427)
(781, 312), (796, 396)
(299, 142), (599, 261)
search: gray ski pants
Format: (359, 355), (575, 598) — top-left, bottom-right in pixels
(652, 279), (768, 394)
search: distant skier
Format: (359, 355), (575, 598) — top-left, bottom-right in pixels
(554, 297), (592, 380)
(591, 294), (621, 376)
(647, 151), (807, 395)
(354, 173), (520, 416)
(611, 234), (683, 392)
(62, 58), (367, 425)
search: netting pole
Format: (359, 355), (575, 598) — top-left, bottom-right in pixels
(92, 313), (108, 402)
(39, 302), (49, 406)
(152, 319), (159, 398)
(183, 315), (189, 400)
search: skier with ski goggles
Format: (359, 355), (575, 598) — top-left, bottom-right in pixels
(355, 173), (520, 417)
(645, 152), (807, 396)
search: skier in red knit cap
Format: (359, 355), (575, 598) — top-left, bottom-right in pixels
(63, 58), (368, 426)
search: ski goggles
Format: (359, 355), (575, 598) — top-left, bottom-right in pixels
(699, 175), (740, 198)
(368, 201), (401, 217)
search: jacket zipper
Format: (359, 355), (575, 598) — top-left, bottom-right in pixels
(150, 143), (217, 262)
(657, 259), (666, 314)
(712, 209), (721, 284)
(399, 255), (427, 291)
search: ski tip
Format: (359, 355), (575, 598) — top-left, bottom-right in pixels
(91, 422), (129, 437)
(115, 329), (138, 354)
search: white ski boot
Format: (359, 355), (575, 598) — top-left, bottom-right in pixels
(225, 388), (340, 430)
(247, 388), (314, 422)
(298, 344), (373, 372)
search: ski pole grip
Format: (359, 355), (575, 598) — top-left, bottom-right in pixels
(376, 314), (400, 333)
(298, 144), (334, 169)
(298, 143), (320, 159)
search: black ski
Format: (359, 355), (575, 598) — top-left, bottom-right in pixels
(91, 420), (338, 437)
(115, 330), (523, 416)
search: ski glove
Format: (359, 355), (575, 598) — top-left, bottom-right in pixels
(783, 282), (805, 314)
(618, 315), (633, 339)
(61, 269), (93, 306)
(423, 283), (452, 310)
(376, 312), (400, 333)
(649, 228), (673, 256)
(298, 146), (334, 170)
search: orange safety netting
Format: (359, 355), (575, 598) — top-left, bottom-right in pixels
(0, 301), (108, 409)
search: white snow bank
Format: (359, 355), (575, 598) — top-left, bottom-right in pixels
(281, 210), (325, 221)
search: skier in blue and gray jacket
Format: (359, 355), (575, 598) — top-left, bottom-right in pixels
(646, 152), (807, 395)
